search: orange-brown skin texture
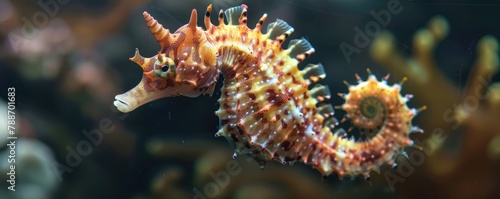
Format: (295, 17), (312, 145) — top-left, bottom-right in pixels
(114, 4), (423, 179)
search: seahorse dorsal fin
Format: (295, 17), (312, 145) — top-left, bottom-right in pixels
(224, 5), (244, 25)
(238, 4), (248, 25)
(288, 38), (314, 60)
(266, 19), (294, 43)
(188, 9), (197, 30)
(324, 117), (338, 129)
(302, 63), (326, 83)
(310, 84), (331, 102)
(318, 104), (334, 118)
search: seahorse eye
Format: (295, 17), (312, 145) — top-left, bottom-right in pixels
(154, 57), (176, 78)
(161, 65), (169, 72)
(360, 98), (381, 119)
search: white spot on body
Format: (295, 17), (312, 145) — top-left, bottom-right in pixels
(337, 151), (346, 159)
(305, 124), (315, 137)
(291, 107), (303, 119)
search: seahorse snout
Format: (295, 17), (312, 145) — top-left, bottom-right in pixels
(114, 95), (134, 113)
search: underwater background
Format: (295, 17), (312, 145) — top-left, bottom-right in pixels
(1, 0), (500, 198)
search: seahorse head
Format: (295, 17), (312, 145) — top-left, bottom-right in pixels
(114, 9), (218, 113)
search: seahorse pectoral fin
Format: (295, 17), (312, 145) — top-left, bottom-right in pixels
(197, 65), (220, 96)
(218, 44), (258, 78)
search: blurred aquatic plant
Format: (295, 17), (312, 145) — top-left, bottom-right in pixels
(370, 15), (499, 133)
(370, 15), (500, 199)
(137, 138), (391, 199)
(13, 18), (75, 80)
(0, 99), (14, 146)
(0, 139), (58, 199)
(0, 1), (151, 198)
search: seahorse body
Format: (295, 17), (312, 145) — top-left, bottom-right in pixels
(114, 4), (424, 178)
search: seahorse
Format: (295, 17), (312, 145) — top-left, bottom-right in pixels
(113, 4), (425, 179)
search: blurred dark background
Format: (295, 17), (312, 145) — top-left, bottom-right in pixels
(1, 0), (499, 199)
